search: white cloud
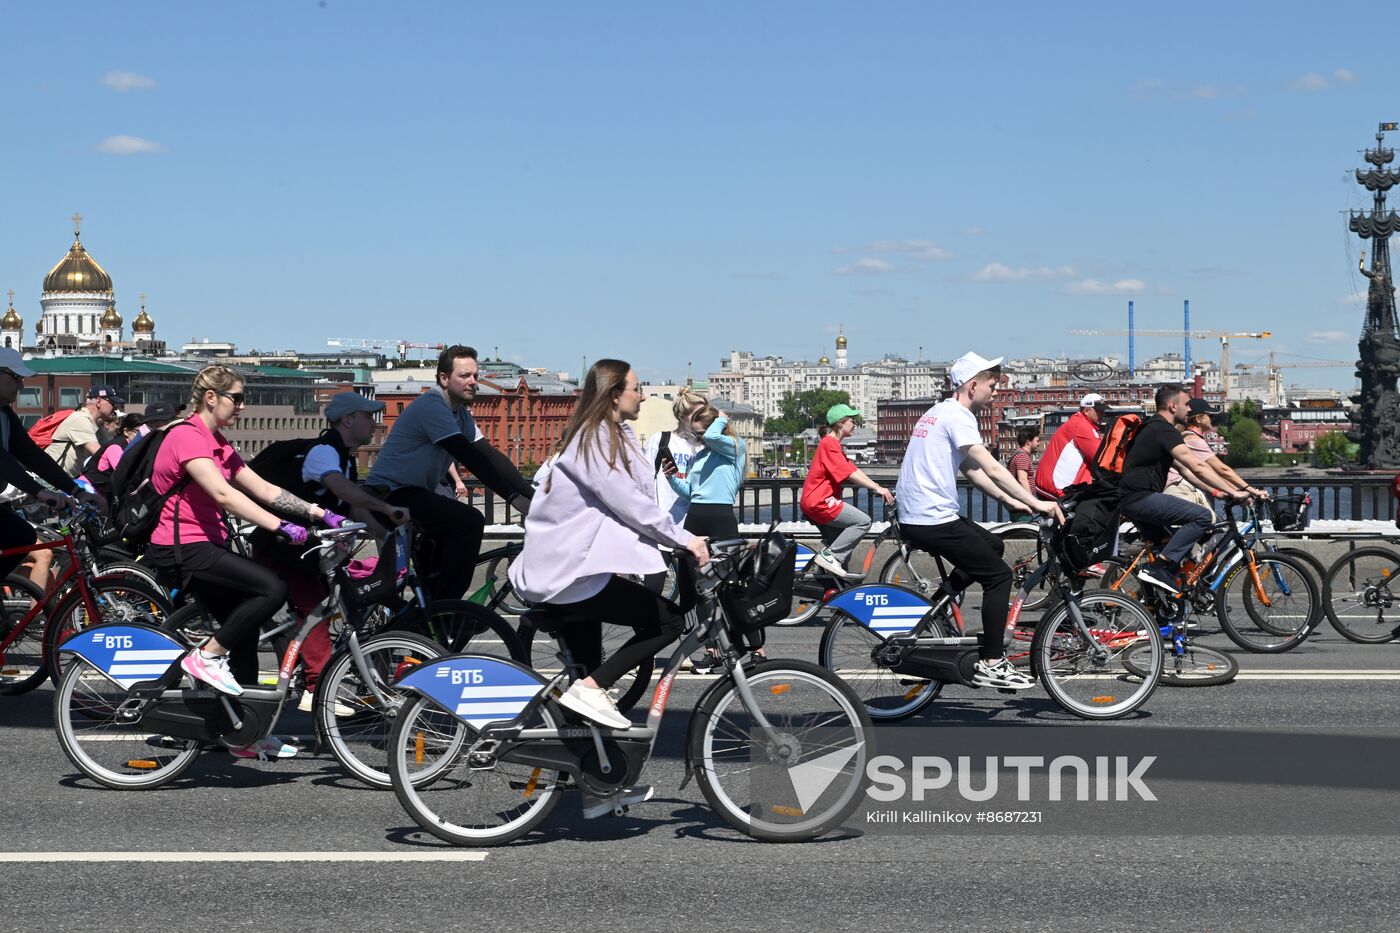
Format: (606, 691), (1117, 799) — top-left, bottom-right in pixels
(1064, 278), (1146, 295)
(733, 271), (786, 281)
(1307, 330), (1351, 343)
(1290, 69), (1359, 92)
(1336, 290), (1367, 305)
(1189, 83), (1249, 100)
(960, 226), (985, 236)
(101, 71), (156, 92)
(95, 135), (166, 155)
(836, 239), (953, 261)
(970, 262), (1076, 283)
(835, 258), (896, 276)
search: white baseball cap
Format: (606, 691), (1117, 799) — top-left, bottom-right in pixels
(949, 351), (1004, 388)
(1080, 392), (1107, 408)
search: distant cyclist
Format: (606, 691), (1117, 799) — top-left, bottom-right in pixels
(1162, 397), (1266, 510)
(46, 385), (125, 478)
(510, 359), (709, 731)
(800, 404), (893, 579)
(365, 345), (534, 600)
(1005, 425), (1041, 520)
(1034, 393), (1106, 500)
(895, 351), (1063, 691)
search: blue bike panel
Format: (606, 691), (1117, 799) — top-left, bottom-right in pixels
(794, 544), (815, 573)
(58, 623), (186, 689)
(397, 655), (547, 729)
(826, 584), (932, 636)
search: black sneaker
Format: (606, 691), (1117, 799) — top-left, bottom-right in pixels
(1137, 563), (1182, 596)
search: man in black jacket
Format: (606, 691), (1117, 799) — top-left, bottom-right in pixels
(364, 345), (533, 600)
(0, 350), (102, 580)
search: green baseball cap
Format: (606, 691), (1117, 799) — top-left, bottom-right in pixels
(826, 403), (862, 425)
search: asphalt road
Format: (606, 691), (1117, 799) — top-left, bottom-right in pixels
(5, 616), (1400, 933)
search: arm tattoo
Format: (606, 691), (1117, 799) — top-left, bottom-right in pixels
(271, 490), (319, 521)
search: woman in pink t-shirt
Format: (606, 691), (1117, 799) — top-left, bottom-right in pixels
(147, 366), (343, 759)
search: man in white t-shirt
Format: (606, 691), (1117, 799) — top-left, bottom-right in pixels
(895, 351), (1064, 690)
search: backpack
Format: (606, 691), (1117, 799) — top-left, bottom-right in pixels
(109, 420), (200, 547)
(1090, 412), (1145, 482)
(28, 409), (76, 448)
(249, 431), (353, 515)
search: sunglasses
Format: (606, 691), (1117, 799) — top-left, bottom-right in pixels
(215, 390), (247, 407)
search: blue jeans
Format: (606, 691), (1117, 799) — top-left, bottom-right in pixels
(1120, 492), (1214, 566)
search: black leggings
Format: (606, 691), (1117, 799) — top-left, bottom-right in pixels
(0, 506), (37, 581)
(549, 576), (686, 689)
(900, 518), (1011, 660)
(148, 543), (289, 685)
(683, 503), (739, 540)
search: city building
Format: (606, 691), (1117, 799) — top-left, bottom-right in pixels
(1260, 399), (1353, 454)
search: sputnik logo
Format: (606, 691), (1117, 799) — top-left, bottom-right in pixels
(785, 741), (865, 812)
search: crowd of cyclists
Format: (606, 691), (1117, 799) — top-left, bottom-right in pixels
(0, 340), (1288, 748)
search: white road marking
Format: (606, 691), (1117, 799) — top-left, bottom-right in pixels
(0, 851), (487, 863)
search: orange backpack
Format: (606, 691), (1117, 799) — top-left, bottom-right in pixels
(1091, 412), (1144, 478)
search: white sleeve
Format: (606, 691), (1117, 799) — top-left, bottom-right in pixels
(951, 410), (984, 450)
(301, 444), (343, 485)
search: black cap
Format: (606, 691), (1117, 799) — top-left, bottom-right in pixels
(1187, 398), (1223, 418)
(88, 384), (126, 406)
(140, 402), (179, 426)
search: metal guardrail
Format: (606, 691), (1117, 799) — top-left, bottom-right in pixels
(464, 472), (1399, 525)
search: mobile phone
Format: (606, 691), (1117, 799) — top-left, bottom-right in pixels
(659, 449), (679, 474)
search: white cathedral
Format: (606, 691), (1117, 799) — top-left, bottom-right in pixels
(2, 213), (162, 354)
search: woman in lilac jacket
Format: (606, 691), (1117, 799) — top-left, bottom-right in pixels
(510, 359), (710, 730)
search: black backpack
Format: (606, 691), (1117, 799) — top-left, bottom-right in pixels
(109, 420), (200, 547)
(249, 430), (353, 516)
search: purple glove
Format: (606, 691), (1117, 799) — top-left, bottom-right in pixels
(278, 521), (309, 545)
(323, 510), (347, 529)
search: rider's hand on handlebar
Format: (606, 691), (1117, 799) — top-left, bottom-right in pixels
(1032, 498), (1065, 525)
(322, 510), (347, 529)
(278, 521), (309, 545)
(1228, 488), (1251, 502)
(36, 489), (71, 512)
(388, 507), (411, 526)
(685, 536), (711, 567)
(75, 489), (108, 514)
(875, 485), (895, 506)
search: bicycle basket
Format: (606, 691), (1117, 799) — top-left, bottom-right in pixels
(1269, 494), (1311, 532)
(717, 529), (798, 635)
(342, 528), (409, 606)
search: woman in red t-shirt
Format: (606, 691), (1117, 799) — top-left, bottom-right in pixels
(799, 405), (893, 577)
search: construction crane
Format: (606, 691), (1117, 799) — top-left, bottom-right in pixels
(1232, 353), (1351, 406)
(1071, 328), (1271, 398)
(327, 337), (447, 362)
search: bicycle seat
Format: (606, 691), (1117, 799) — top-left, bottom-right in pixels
(522, 606), (571, 637)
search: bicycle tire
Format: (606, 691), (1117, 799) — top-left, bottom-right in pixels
(689, 659), (873, 841)
(92, 559), (167, 595)
(995, 524), (1055, 612)
(1032, 591), (1161, 720)
(44, 576), (173, 687)
(1216, 552), (1319, 653)
(0, 574), (53, 695)
(52, 659), (201, 789)
(1126, 641), (1239, 686)
(389, 693), (563, 846)
(877, 551), (942, 600)
(398, 600), (525, 662)
(316, 630), (445, 789)
(817, 606), (945, 721)
(1322, 546), (1400, 644)
(482, 554), (530, 617)
(518, 617), (652, 714)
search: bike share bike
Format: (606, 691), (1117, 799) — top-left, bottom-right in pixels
(817, 498), (1164, 721)
(387, 528), (875, 844)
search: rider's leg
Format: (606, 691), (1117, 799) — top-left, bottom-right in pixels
(560, 577), (684, 689)
(0, 505), (36, 580)
(901, 518), (1013, 660)
(386, 487), (485, 601)
(816, 504), (872, 573)
(1121, 494), (1212, 566)
(179, 546), (290, 684)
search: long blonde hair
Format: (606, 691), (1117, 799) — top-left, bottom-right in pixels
(671, 388), (706, 431)
(188, 364), (243, 413)
(693, 404), (747, 480)
(555, 359), (635, 474)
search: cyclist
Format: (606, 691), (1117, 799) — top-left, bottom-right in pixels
(365, 345), (534, 600)
(46, 385), (125, 477)
(151, 365), (344, 759)
(800, 404), (894, 579)
(1163, 397), (1266, 508)
(250, 391), (410, 713)
(895, 351), (1063, 691)
(0, 349), (99, 579)
(1119, 384), (1251, 595)
(1034, 392), (1105, 501)
(1005, 425), (1041, 521)
(510, 359), (710, 731)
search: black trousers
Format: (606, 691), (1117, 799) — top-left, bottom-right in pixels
(900, 518), (1012, 660)
(0, 506), (37, 581)
(147, 543), (289, 685)
(683, 503), (740, 540)
(381, 487), (486, 601)
(548, 576), (686, 689)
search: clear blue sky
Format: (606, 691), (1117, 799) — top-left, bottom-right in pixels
(0, 1), (1388, 389)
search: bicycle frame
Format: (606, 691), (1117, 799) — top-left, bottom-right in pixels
(0, 534), (101, 669)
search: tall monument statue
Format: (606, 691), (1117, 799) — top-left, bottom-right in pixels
(1348, 122), (1400, 468)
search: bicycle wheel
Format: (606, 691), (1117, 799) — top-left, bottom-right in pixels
(0, 574), (52, 695)
(1093, 558), (1146, 602)
(482, 553), (530, 617)
(45, 576), (173, 686)
(1033, 592), (1161, 720)
(1127, 640), (1239, 686)
(690, 659), (872, 841)
(996, 525), (1054, 612)
(878, 550), (942, 599)
(519, 618), (653, 714)
(316, 630), (445, 789)
(1323, 547), (1400, 644)
(389, 693), (563, 846)
(52, 660), (201, 789)
(817, 606), (945, 721)
(402, 600), (525, 662)
(1216, 552), (1319, 653)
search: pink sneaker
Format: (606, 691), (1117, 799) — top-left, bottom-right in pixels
(230, 736), (298, 760)
(181, 650), (243, 696)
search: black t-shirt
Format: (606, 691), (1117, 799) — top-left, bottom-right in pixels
(1119, 415), (1187, 503)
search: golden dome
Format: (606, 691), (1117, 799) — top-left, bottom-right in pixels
(835, 333), (848, 349)
(1, 293), (20, 330)
(132, 301), (155, 334)
(44, 237), (113, 294)
(35, 317), (43, 335)
(101, 303), (122, 329)
(819, 354), (831, 365)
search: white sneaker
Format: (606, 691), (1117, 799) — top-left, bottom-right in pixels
(230, 735), (298, 760)
(297, 690), (356, 718)
(811, 548), (858, 579)
(971, 657), (1036, 691)
(558, 682), (631, 730)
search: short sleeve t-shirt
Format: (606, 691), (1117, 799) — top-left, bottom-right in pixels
(300, 441), (354, 494)
(642, 431), (704, 524)
(1118, 415), (1187, 504)
(48, 409), (100, 475)
(151, 419), (247, 546)
(800, 434), (858, 524)
(896, 399), (983, 525)
(366, 388), (483, 493)
(1165, 429), (1213, 486)
(1007, 449), (1035, 487)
